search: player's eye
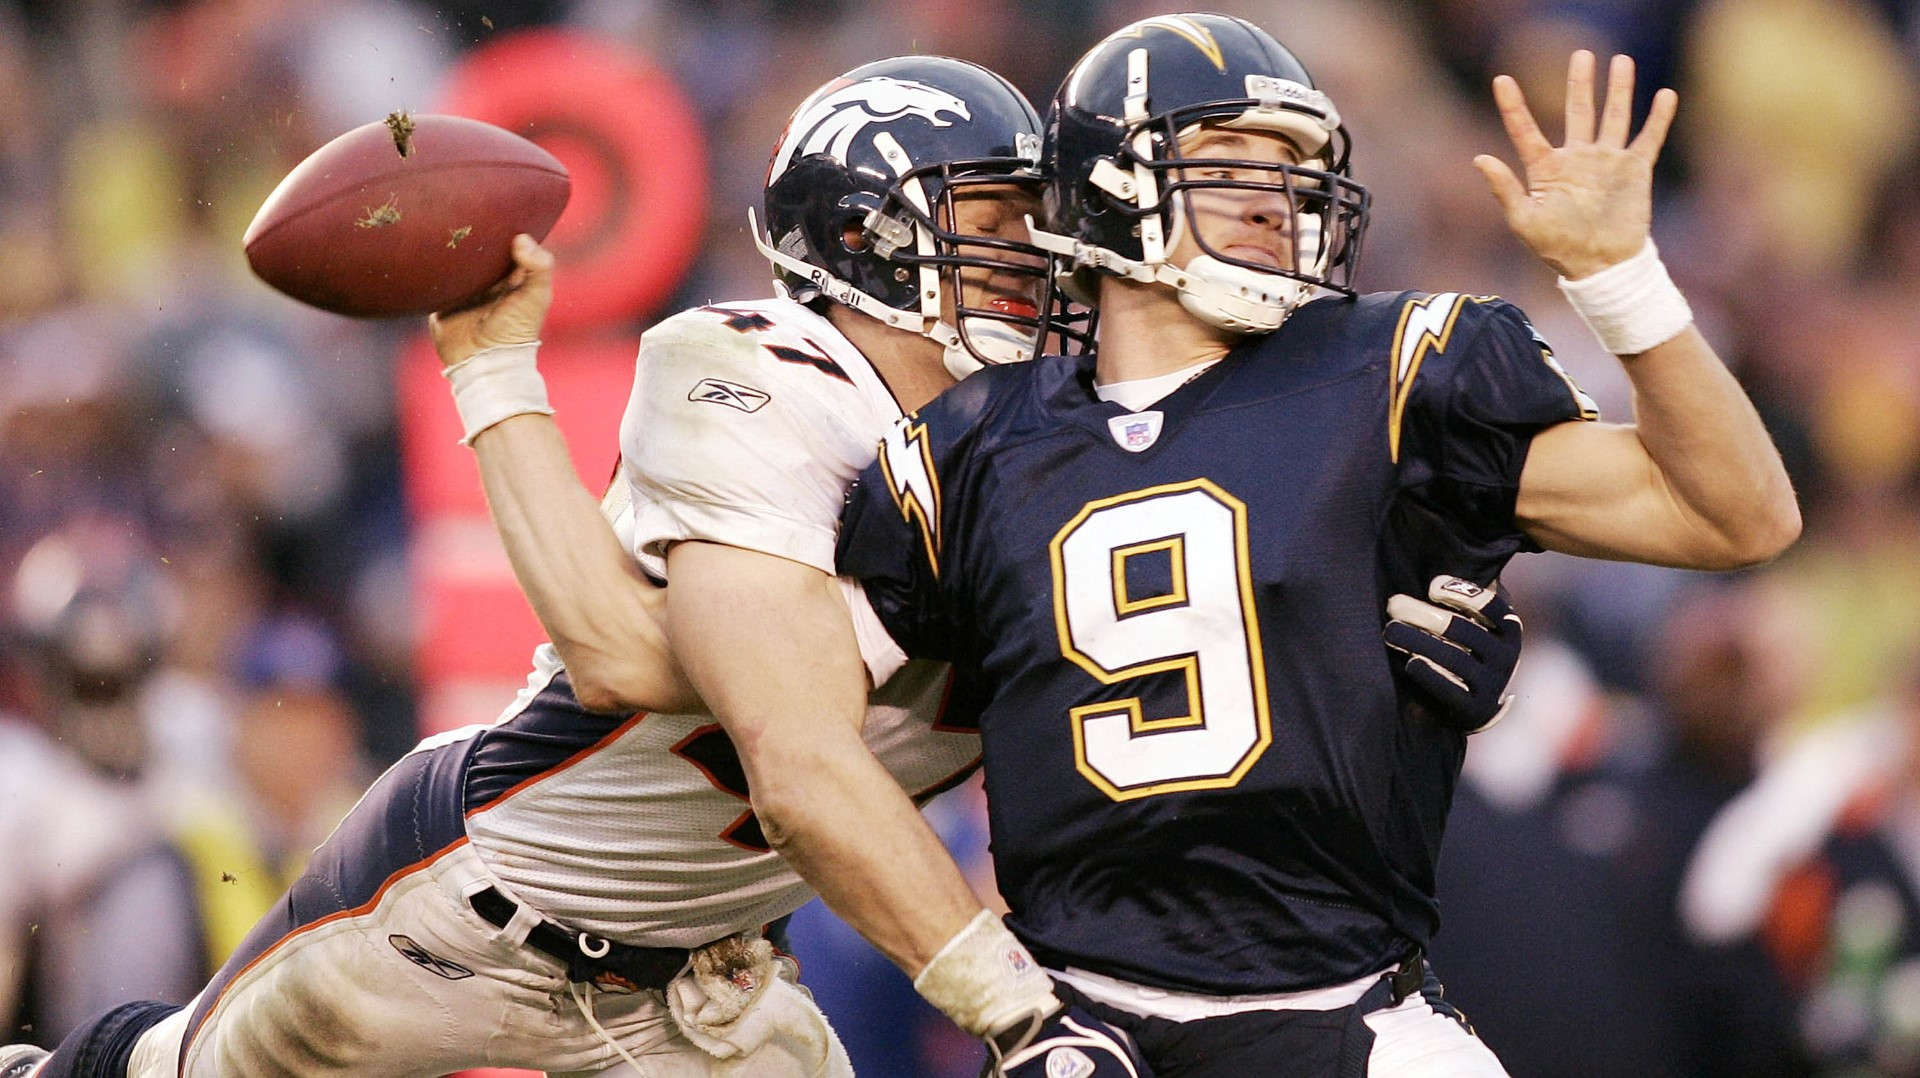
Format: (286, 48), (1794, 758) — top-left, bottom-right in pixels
(1186, 162), (1239, 182)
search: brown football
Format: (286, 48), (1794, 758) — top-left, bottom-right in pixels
(243, 113), (571, 319)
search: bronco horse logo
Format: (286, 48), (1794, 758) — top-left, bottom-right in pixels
(768, 77), (972, 177)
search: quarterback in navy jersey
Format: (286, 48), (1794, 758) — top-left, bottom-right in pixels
(833, 12), (1799, 1077)
(838, 287), (1591, 996)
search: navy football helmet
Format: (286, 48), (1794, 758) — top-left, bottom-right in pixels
(754, 56), (1057, 378)
(1033, 13), (1370, 333)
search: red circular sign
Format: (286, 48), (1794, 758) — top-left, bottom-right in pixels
(439, 30), (707, 336)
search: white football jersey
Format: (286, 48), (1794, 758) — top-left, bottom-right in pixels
(462, 299), (979, 946)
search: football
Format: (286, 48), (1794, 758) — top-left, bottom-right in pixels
(243, 113), (570, 318)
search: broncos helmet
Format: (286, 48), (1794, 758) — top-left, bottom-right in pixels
(754, 56), (1056, 379)
(1033, 13), (1370, 334)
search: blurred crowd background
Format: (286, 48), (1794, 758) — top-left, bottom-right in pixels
(2, 0), (1919, 1074)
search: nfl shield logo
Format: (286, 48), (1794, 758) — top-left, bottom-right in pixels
(1107, 410), (1164, 453)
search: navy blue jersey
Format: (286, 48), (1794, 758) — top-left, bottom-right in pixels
(836, 291), (1596, 995)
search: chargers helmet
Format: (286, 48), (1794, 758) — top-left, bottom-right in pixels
(1034, 13), (1370, 333)
(754, 56), (1055, 379)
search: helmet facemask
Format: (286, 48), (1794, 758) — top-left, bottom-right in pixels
(1145, 110), (1367, 332)
(863, 160), (1057, 379)
(1033, 33), (1373, 336)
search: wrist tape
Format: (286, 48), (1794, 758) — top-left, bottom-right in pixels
(442, 341), (552, 445)
(912, 910), (1058, 1037)
(1557, 238), (1694, 356)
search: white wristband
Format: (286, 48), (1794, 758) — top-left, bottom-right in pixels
(442, 341), (553, 445)
(912, 910), (1058, 1037)
(1556, 238), (1694, 356)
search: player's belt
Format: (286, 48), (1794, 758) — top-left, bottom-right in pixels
(469, 886), (691, 989)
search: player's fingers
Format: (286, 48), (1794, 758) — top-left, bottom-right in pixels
(487, 268), (529, 303)
(1425, 576), (1494, 619)
(426, 311), (452, 354)
(434, 270), (521, 318)
(1403, 654), (1472, 698)
(1389, 606), (1498, 658)
(1384, 619), (1471, 664)
(1430, 578), (1522, 646)
(1387, 594), (1454, 637)
(1564, 49), (1597, 145)
(1469, 695), (1515, 734)
(1423, 583), (1522, 655)
(1472, 586), (1512, 619)
(1489, 76), (1553, 165)
(1439, 615), (1498, 655)
(1482, 586), (1517, 620)
(1471, 154), (1529, 220)
(1597, 53), (1636, 146)
(1630, 87), (1679, 163)
(1472, 592), (1520, 637)
(512, 233), (556, 275)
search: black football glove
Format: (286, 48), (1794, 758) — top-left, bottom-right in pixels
(1384, 576), (1522, 733)
(984, 1001), (1149, 1078)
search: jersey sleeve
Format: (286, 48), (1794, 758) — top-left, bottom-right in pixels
(837, 576), (911, 688)
(1394, 294), (1599, 569)
(834, 377), (995, 665)
(618, 309), (873, 578)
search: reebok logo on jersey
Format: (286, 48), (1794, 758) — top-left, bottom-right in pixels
(689, 378), (772, 413)
(389, 935), (475, 980)
(1107, 410), (1163, 452)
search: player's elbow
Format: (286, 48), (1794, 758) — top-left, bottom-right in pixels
(566, 667), (644, 714)
(738, 734), (850, 855)
(1694, 493), (1802, 570)
(1752, 493), (1803, 563)
(1722, 491), (1802, 569)
(748, 774), (820, 857)
(565, 652), (696, 715)
(755, 797), (808, 857)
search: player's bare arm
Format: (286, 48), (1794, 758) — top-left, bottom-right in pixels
(664, 540), (987, 973)
(1478, 51), (1800, 569)
(430, 236), (699, 714)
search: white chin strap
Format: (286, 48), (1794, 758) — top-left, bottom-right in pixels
(1029, 212), (1325, 336)
(1177, 255), (1312, 334)
(1161, 188), (1326, 334)
(942, 317), (1038, 379)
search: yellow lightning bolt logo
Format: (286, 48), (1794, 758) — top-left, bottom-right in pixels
(878, 416), (944, 578)
(1387, 292), (1467, 463)
(1118, 15), (1225, 71)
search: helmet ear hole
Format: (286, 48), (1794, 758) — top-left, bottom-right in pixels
(841, 219), (871, 253)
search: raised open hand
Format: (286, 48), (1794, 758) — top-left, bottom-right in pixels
(1473, 51), (1677, 281)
